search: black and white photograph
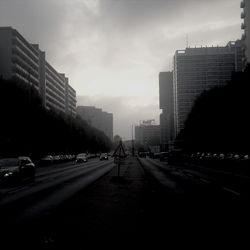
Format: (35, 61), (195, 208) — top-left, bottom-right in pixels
(0, 0), (249, 247)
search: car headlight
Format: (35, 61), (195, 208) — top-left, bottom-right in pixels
(4, 172), (14, 178)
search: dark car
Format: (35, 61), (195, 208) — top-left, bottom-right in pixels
(99, 153), (109, 160)
(159, 152), (169, 161)
(0, 156), (36, 185)
(138, 152), (147, 158)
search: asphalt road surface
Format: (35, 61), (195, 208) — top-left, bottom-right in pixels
(0, 158), (114, 224)
(0, 156), (249, 247)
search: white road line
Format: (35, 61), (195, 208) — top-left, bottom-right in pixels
(200, 178), (211, 184)
(7, 186), (29, 194)
(223, 187), (241, 196)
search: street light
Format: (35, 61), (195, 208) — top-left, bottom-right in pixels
(132, 124), (135, 156)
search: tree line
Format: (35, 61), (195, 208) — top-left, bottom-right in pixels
(0, 78), (112, 159)
(177, 64), (250, 154)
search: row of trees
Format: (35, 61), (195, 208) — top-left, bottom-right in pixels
(0, 78), (112, 159)
(177, 64), (250, 154)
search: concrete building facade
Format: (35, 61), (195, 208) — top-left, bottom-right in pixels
(241, 0), (250, 65)
(76, 106), (113, 140)
(135, 120), (160, 149)
(0, 26), (76, 116)
(45, 62), (67, 113)
(159, 72), (174, 151)
(65, 80), (77, 115)
(0, 27), (40, 92)
(173, 41), (244, 136)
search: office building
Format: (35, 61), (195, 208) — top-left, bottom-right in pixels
(241, 0), (250, 65)
(173, 41), (244, 136)
(0, 26), (76, 116)
(76, 106), (113, 140)
(135, 120), (160, 148)
(159, 72), (174, 151)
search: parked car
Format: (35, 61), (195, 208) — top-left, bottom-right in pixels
(159, 152), (169, 161)
(100, 153), (109, 160)
(75, 153), (88, 163)
(243, 154), (249, 161)
(0, 156), (36, 185)
(40, 155), (53, 165)
(138, 152), (147, 158)
(53, 155), (61, 162)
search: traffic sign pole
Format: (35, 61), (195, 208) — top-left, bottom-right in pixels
(112, 140), (126, 177)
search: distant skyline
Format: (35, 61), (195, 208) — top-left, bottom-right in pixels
(0, 0), (242, 139)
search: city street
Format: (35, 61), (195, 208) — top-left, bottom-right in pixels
(0, 156), (249, 247)
(139, 157), (250, 199)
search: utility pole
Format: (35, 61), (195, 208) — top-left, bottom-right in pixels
(132, 124), (135, 156)
(186, 34), (189, 48)
(113, 140), (126, 177)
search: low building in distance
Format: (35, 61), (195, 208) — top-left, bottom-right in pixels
(0, 26), (76, 116)
(76, 106), (113, 141)
(135, 120), (160, 152)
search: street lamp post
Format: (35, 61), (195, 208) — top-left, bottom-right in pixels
(132, 124), (135, 157)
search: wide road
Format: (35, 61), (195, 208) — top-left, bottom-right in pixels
(0, 158), (114, 224)
(0, 156), (249, 246)
(139, 157), (250, 200)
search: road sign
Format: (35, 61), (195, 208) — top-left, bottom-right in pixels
(113, 141), (126, 177)
(112, 140), (126, 158)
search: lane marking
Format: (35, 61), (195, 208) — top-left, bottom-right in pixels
(223, 187), (241, 196)
(200, 178), (211, 184)
(7, 186), (29, 194)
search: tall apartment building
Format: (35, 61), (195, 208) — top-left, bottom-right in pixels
(135, 120), (160, 148)
(65, 79), (77, 115)
(76, 106), (113, 140)
(241, 0), (250, 65)
(0, 27), (40, 92)
(159, 72), (174, 151)
(173, 41), (244, 136)
(0, 26), (76, 116)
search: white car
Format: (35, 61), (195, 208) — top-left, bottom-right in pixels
(75, 153), (88, 163)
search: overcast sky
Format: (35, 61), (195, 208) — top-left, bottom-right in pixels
(0, 0), (242, 139)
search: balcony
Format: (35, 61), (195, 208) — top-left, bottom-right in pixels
(241, 22), (246, 30)
(241, 33), (246, 41)
(241, 11), (245, 19)
(241, 0), (245, 8)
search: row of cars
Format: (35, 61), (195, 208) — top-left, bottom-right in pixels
(0, 152), (111, 187)
(139, 150), (249, 165)
(40, 153), (110, 165)
(189, 152), (250, 166)
(75, 153), (109, 163)
(190, 152), (249, 162)
(40, 154), (76, 165)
